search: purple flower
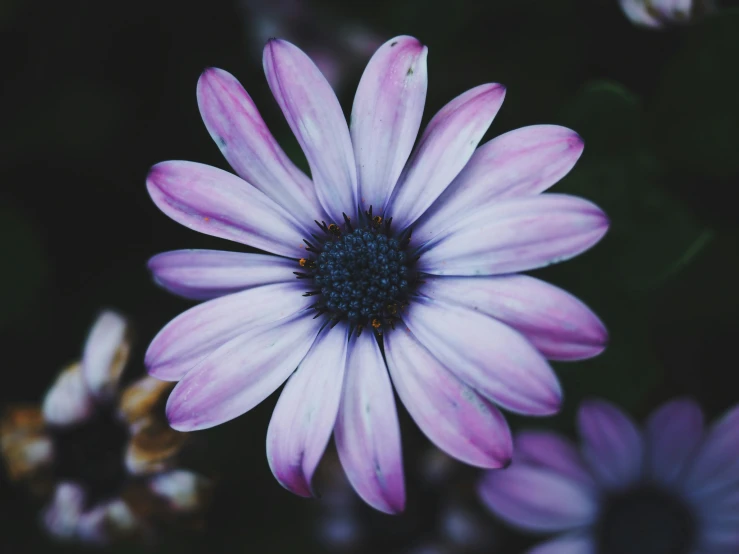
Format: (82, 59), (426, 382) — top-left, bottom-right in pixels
(0, 312), (211, 545)
(145, 35), (609, 514)
(478, 398), (739, 553)
(619, 0), (716, 28)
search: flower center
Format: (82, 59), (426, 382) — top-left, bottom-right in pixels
(595, 485), (696, 554)
(296, 208), (416, 334)
(51, 405), (129, 506)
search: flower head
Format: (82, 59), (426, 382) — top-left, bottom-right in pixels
(619, 0), (717, 29)
(0, 311), (211, 545)
(478, 398), (739, 554)
(146, 35), (609, 513)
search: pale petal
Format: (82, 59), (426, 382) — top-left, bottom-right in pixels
(683, 404), (739, 500)
(418, 194), (609, 276)
(147, 160), (306, 258)
(384, 327), (512, 468)
(577, 399), (644, 489)
(420, 274), (607, 361)
(527, 533), (596, 554)
(267, 324), (349, 497)
(619, 0), (666, 28)
(514, 431), (596, 488)
(148, 249), (297, 300)
(145, 281), (311, 381)
(645, 397), (704, 485)
(42, 482), (86, 540)
(166, 313), (322, 431)
(76, 499), (139, 545)
(82, 310), (130, 400)
(478, 465), (597, 532)
(350, 36), (428, 211)
(197, 67), (325, 224)
(335, 331), (405, 514)
(413, 125), (584, 247)
(42, 364), (94, 426)
(402, 298), (562, 415)
(263, 39), (357, 222)
(384, 83), (506, 230)
(148, 469), (211, 513)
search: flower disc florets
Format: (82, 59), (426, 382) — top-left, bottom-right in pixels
(296, 208), (416, 333)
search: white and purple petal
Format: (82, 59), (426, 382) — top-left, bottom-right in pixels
(417, 194), (609, 276)
(619, 0), (666, 28)
(42, 364), (94, 427)
(350, 35), (428, 212)
(683, 403), (739, 501)
(335, 331), (405, 514)
(577, 399), (644, 489)
(42, 482), (86, 540)
(148, 249), (297, 301)
(263, 39), (357, 222)
(197, 67), (325, 225)
(166, 312), (322, 431)
(420, 275), (607, 361)
(413, 125), (584, 247)
(514, 431), (596, 488)
(267, 324), (349, 497)
(146, 281), (312, 381)
(527, 533), (596, 554)
(402, 298), (562, 415)
(82, 310), (129, 400)
(148, 469), (211, 513)
(645, 397), (704, 485)
(147, 160), (306, 258)
(478, 465), (598, 532)
(384, 83), (506, 230)
(384, 327), (513, 468)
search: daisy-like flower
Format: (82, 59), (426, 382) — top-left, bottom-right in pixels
(0, 312), (210, 545)
(478, 398), (739, 554)
(619, 0), (716, 28)
(145, 35), (609, 514)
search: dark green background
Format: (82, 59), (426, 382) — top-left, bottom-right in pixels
(2, 0), (738, 552)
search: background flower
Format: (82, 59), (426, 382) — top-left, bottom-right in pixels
(0, 312), (211, 545)
(478, 398), (739, 554)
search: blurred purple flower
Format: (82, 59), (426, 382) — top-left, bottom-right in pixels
(619, 0), (717, 28)
(478, 398), (739, 553)
(145, 35), (609, 514)
(0, 312), (211, 545)
(239, 0), (382, 91)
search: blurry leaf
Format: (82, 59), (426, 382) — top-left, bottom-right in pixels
(651, 10), (739, 178)
(556, 80), (710, 292)
(0, 205), (48, 328)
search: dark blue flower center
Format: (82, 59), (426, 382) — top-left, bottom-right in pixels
(296, 208), (416, 334)
(596, 485), (696, 554)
